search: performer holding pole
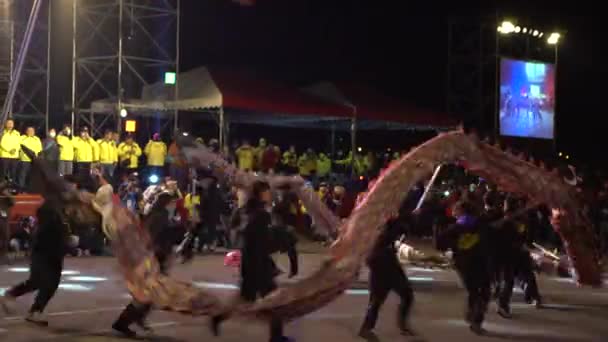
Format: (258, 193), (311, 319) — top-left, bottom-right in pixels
(434, 200), (491, 335)
(0, 201), (70, 325)
(212, 180), (290, 342)
(359, 217), (415, 338)
(112, 191), (179, 337)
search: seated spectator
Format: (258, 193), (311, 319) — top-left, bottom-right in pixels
(9, 216), (34, 254)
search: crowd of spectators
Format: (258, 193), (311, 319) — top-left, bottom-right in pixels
(2, 117), (608, 261)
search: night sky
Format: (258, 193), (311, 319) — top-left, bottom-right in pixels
(49, 1), (600, 164)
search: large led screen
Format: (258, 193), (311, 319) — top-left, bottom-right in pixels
(499, 58), (555, 139)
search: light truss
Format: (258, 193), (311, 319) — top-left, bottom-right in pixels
(72, 0), (179, 138)
(0, 0), (49, 132)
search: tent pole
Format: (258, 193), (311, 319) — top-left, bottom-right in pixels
(330, 123), (336, 157)
(219, 107), (225, 152)
(173, 0), (181, 134)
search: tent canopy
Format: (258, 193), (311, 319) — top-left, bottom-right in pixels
(139, 66), (351, 118)
(303, 81), (459, 129)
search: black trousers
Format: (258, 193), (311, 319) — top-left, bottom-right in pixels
(515, 251), (541, 302)
(241, 275), (284, 341)
(361, 261), (413, 331)
(7, 254), (62, 313)
(456, 259), (491, 325)
(496, 258), (516, 310)
(1, 158), (19, 183)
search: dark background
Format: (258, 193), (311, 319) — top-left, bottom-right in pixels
(48, 1), (600, 164)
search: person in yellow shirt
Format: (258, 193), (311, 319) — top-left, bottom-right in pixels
(316, 152), (332, 180)
(144, 133), (167, 177)
(0, 119), (20, 182)
(56, 125), (74, 176)
(118, 134), (142, 175)
(97, 130), (118, 178)
(281, 145), (298, 174)
(73, 127), (97, 182)
(297, 148), (317, 179)
(235, 140), (255, 172)
(18, 127), (42, 190)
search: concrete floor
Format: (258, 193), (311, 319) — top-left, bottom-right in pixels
(1, 254), (607, 342)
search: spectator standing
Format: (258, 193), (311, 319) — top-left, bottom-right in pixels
(118, 134), (142, 176)
(41, 129), (59, 173)
(73, 127), (98, 187)
(19, 127), (43, 190)
(235, 140), (255, 172)
(261, 143), (280, 174)
(97, 130), (118, 178)
(297, 148), (317, 180)
(56, 125), (74, 176)
(1, 119), (21, 182)
(144, 133), (167, 177)
(253, 138), (267, 171)
(281, 145), (298, 174)
(316, 152), (332, 180)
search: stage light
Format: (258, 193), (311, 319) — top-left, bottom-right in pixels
(565, 155), (570, 160)
(148, 174), (159, 184)
(164, 71), (176, 85)
(548, 32), (561, 45)
(559, 152), (563, 157)
(182, 132), (189, 136)
(357, 147), (362, 152)
(523, 27), (528, 33)
(539, 32), (544, 38)
(119, 108), (128, 118)
(498, 21), (515, 34)
(444, 190), (450, 197)
(359, 176), (365, 181)
(533, 30), (539, 37)
(515, 26), (521, 33)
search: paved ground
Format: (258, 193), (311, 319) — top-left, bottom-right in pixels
(1, 253), (608, 342)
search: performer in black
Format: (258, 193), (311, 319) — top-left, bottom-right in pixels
(434, 200), (491, 335)
(269, 205), (298, 278)
(112, 191), (179, 337)
(212, 181), (290, 342)
(359, 217), (415, 338)
(0, 201), (69, 326)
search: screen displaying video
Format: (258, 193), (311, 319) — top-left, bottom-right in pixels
(499, 58), (555, 139)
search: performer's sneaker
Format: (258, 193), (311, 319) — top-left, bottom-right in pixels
(25, 312), (49, 326)
(0, 295), (16, 315)
(358, 328), (377, 340)
(532, 298), (543, 309)
(136, 319), (153, 332)
(210, 315), (225, 336)
(112, 322), (137, 338)
(469, 323), (486, 335)
(497, 306), (513, 319)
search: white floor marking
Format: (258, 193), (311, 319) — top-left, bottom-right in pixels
(2, 307), (123, 322)
(65, 276), (107, 282)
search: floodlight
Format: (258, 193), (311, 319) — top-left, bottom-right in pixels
(533, 30), (539, 37)
(547, 32), (561, 45)
(523, 27), (528, 33)
(120, 108), (128, 118)
(539, 32), (544, 38)
(498, 21), (515, 34)
(515, 26), (521, 33)
(164, 72), (176, 85)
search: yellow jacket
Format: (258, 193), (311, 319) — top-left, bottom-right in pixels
(0, 129), (21, 159)
(282, 151), (297, 168)
(144, 140), (167, 167)
(184, 193), (201, 221)
(235, 146), (255, 171)
(56, 134), (74, 161)
(73, 137), (98, 163)
(118, 142), (142, 168)
(97, 139), (118, 164)
(20, 135), (42, 162)
(297, 154), (317, 176)
(316, 153), (332, 177)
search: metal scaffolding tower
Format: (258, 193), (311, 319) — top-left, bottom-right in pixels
(71, 0), (179, 137)
(0, 0), (50, 131)
(446, 15), (498, 135)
